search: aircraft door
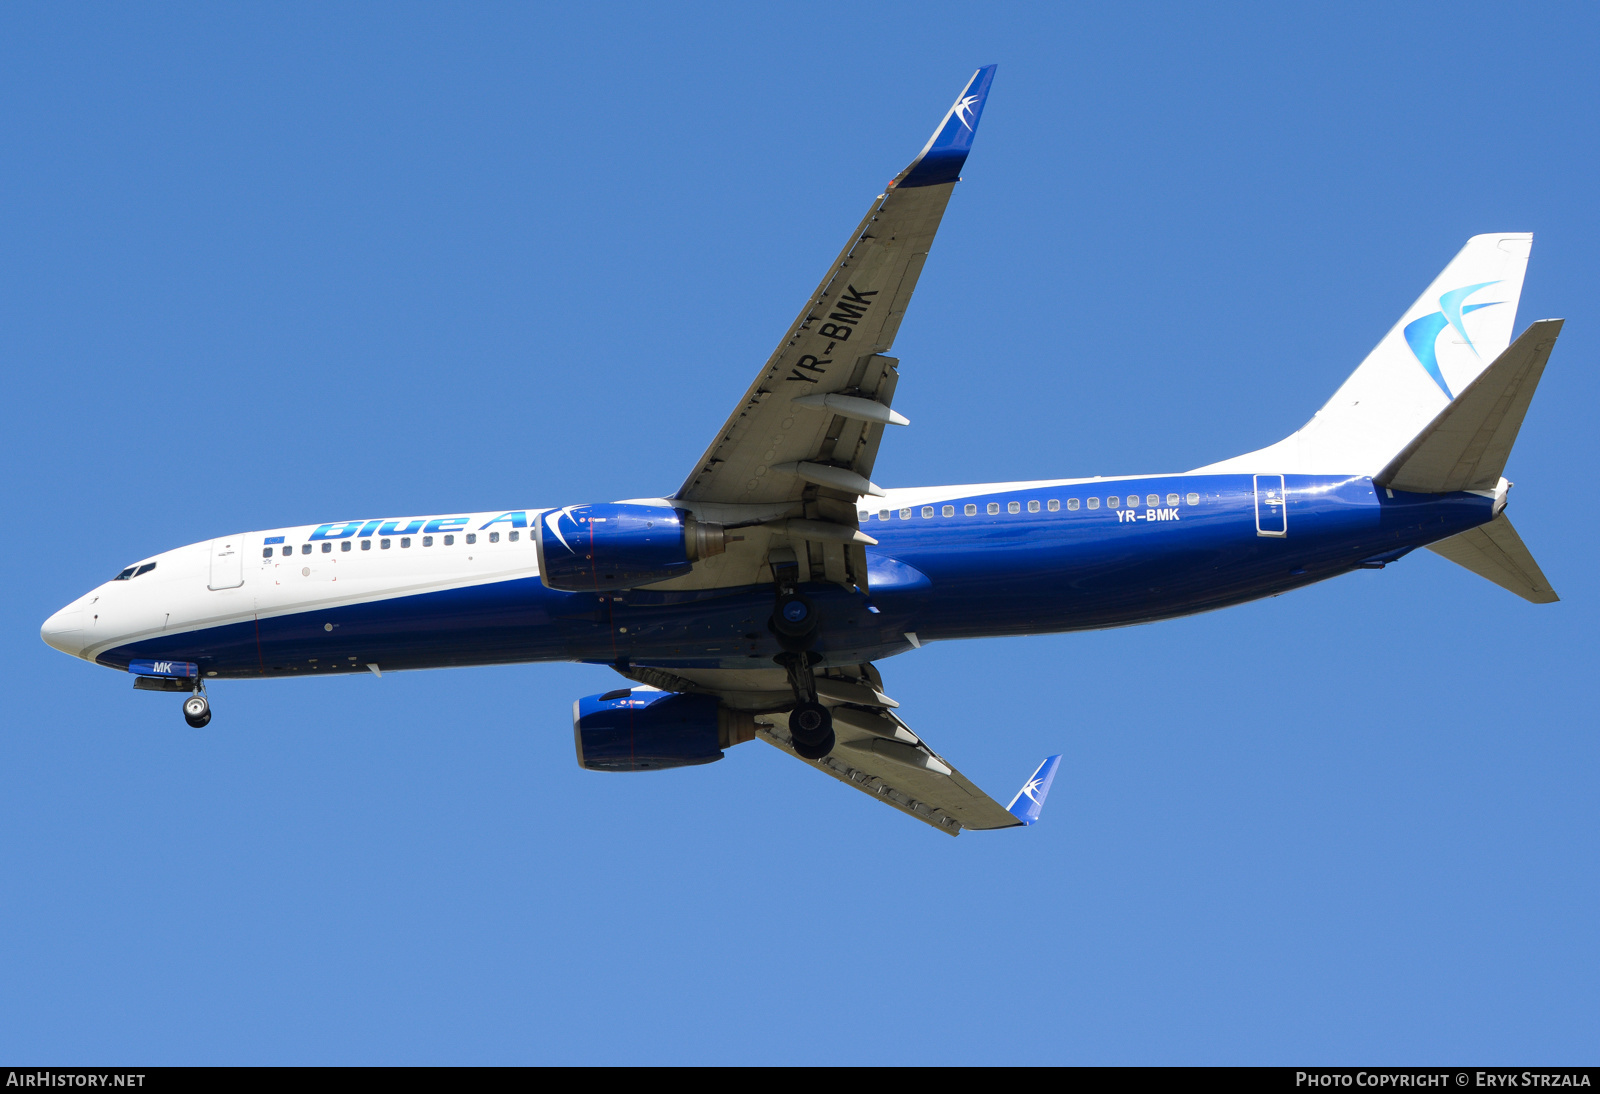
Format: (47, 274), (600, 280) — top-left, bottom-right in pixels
(208, 536), (246, 590)
(1254, 475), (1287, 537)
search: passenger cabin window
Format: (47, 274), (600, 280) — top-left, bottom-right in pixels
(1107, 496), (1120, 508)
(1166, 493), (1180, 506)
(322, 542), (332, 553)
(1028, 500), (1040, 513)
(878, 510), (890, 521)
(509, 530), (520, 542)
(1008, 501), (1021, 514)
(1087, 497), (1100, 509)
(489, 532), (500, 543)
(466, 533), (477, 544)
(942, 505), (954, 517)
(135, 562), (156, 577)
(115, 567), (136, 580)
(921, 506), (934, 518)
(1050, 499), (1062, 512)
(987, 502), (1000, 515)
(381, 538), (392, 549)
(964, 503), (977, 516)
(1065, 499), (1078, 511)
(301, 544), (312, 555)
(1127, 495), (1140, 508)
(261, 549), (272, 559)
(899, 508), (911, 519)
(444, 535), (454, 545)
(1146, 494), (1160, 507)
(341, 541), (351, 552)
(401, 537), (412, 548)
(361, 540), (372, 551)
(422, 536), (434, 547)
(1187, 492), (1200, 505)
(858, 510), (870, 520)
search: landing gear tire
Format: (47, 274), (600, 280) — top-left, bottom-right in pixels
(791, 728), (835, 761)
(183, 694), (211, 729)
(769, 592), (818, 652)
(790, 697), (838, 748)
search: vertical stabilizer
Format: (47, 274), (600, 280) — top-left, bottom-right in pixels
(1200, 234), (1532, 475)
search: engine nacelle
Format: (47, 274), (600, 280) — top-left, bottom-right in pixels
(572, 689), (756, 772)
(536, 503), (725, 592)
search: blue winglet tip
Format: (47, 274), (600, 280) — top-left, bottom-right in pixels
(1006, 753), (1061, 826)
(895, 64), (998, 189)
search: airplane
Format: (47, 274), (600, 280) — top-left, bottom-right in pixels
(39, 66), (1561, 836)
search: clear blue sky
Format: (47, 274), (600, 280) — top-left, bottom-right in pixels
(3, 2), (1596, 1065)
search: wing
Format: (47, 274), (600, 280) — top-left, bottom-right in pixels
(758, 698), (1048, 837)
(668, 66), (996, 590)
(613, 658), (1057, 837)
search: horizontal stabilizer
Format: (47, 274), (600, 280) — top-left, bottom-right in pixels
(1427, 512), (1559, 603)
(1377, 320), (1562, 493)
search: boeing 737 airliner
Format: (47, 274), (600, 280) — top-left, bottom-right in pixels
(41, 67), (1561, 834)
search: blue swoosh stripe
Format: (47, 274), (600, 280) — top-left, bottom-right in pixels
(1403, 312), (1453, 399)
(1437, 280), (1499, 354)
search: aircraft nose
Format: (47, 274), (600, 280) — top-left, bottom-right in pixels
(41, 604), (87, 658)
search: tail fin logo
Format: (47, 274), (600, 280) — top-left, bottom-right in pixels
(1403, 281), (1503, 400)
(952, 93), (983, 130)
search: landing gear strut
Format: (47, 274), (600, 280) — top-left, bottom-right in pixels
(183, 690), (211, 728)
(775, 618), (832, 760)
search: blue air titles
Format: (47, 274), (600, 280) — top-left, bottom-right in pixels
(306, 511), (536, 541)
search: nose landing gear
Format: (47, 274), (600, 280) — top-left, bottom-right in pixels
(769, 591), (819, 652)
(182, 692), (211, 728)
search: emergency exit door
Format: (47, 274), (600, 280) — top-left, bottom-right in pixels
(208, 536), (245, 590)
(1254, 475), (1287, 537)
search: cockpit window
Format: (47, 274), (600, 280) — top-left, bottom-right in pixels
(134, 562), (157, 577)
(114, 567), (137, 581)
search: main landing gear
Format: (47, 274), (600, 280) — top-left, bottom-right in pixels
(770, 589), (833, 760)
(182, 691), (211, 728)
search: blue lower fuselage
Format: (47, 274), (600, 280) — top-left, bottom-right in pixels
(95, 474), (1492, 680)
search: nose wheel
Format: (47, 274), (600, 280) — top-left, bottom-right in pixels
(182, 693), (211, 728)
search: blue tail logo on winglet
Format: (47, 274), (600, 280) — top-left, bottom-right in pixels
(1007, 754), (1062, 826)
(1403, 281), (1503, 399)
(896, 64), (997, 189)
(952, 93), (984, 130)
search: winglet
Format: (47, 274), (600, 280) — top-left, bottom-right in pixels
(1005, 754), (1061, 826)
(892, 65), (997, 189)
